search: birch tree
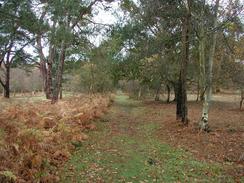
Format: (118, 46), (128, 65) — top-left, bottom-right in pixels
(199, 0), (220, 131)
(198, 0), (207, 101)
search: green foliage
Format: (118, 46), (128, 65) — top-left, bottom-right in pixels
(79, 46), (115, 93)
(79, 62), (113, 93)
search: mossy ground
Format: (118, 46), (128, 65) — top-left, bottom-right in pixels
(60, 95), (235, 182)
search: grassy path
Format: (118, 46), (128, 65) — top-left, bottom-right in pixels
(60, 95), (233, 182)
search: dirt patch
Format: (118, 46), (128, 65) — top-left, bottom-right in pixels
(144, 100), (244, 180)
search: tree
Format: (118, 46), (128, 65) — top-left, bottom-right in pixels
(27, 0), (113, 103)
(0, 0), (34, 98)
(176, 0), (191, 124)
(197, 0), (243, 131)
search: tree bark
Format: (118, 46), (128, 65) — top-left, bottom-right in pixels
(4, 66), (10, 98)
(176, 74), (183, 119)
(138, 86), (142, 100)
(240, 89), (244, 110)
(2, 43), (13, 98)
(36, 19), (56, 100)
(199, 0), (220, 131)
(51, 41), (66, 104)
(198, 2), (206, 102)
(196, 80), (200, 101)
(154, 83), (161, 101)
(46, 63), (52, 99)
(46, 44), (56, 99)
(36, 35), (52, 99)
(59, 76), (63, 100)
(60, 86), (63, 100)
(172, 82), (177, 102)
(166, 84), (171, 103)
(39, 61), (47, 95)
(46, 46), (55, 99)
(176, 0), (191, 124)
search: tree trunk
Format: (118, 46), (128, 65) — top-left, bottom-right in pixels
(51, 42), (66, 104)
(60, 86), (63, 99)
(59, 77), (63, 100)
(166, 84), (171, 103)
(215, 49), (224, 91)
(138, 86), (142, 100)
(2, 43), (13, 99)
(37, 19), (56, 100)
(176, 0), (191, 124)
(46, 62), (53, 99)
(40, 61), (47, 95)
(46, 45), (56, 99)
(154, 83), (161, 101)
(36, 35), (53, 100)
(176, 75), (183, 119)
(240, 89), (244, 110)
(199, 0), (220, 131)
(196, 80), (200, 102)
(4, 66), (10, 98)
(173, 82), (177, 102)
(198, 15), (206, 102)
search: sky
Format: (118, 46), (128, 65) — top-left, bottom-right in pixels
(24, 0), (123, 56)
(25, 0), (244, 56)
(90, 0), (122, 46)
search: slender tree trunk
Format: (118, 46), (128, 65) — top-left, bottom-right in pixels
(59, 75), (63, 100)
(199, 36), (206, 101)
(176, 0), (191, 124)
(36, 20), (56, 100)
(173, 82), (177, 102)
(155, 83), (161, 101)
(36, 35), (52, 99)
(196, 80), (200, 102)
(199, 0), (220, 131)
(46, 62), (53, 99)
(60, 86), (63, 99)
(39, 61), (47, 95)
(51, 42), (66, 104)
(215, 50), (224, 92)
(176, 75), (183, 119)
(198, 4), (206, 102)
(4, 65), (10, 98)
(138, 86), (142, 100)
(2, 43), (13, 99)
(240, 89), (244, 110)
(200, 89), (205, 101)
(46, 45), (56, 99)
(166, 84), (171, 103)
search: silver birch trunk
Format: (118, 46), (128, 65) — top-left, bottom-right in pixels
(198, 15), (206, 101)
(199, 0), (220, 131)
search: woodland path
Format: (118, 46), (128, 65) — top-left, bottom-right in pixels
(60, 95), (233, 182)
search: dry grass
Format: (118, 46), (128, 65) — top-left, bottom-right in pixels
(0, 94), (112, 183)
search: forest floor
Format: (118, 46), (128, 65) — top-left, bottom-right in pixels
(60, 94), (244, 182)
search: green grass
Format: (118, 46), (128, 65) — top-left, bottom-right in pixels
(59, 94), (234, 183)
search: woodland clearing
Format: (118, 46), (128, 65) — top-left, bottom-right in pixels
(59, 94), (243, 183)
